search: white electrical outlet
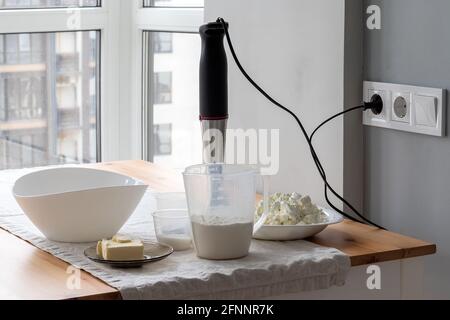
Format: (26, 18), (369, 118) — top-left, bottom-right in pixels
(392, 92), (411, 123)
(363, 81), (446, 137)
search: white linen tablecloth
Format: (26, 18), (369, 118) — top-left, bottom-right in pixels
(0, 166), (351, 300)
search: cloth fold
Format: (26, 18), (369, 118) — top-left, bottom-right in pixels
(0, 166), (351, 300)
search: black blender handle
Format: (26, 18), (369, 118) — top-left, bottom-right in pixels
(199, 21), (229, 121)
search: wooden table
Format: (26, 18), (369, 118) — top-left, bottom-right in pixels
(0, 160), (436, 300)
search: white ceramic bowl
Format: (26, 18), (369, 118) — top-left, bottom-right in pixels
(13, 167), (148, 243)
(253, 208), (344, 241)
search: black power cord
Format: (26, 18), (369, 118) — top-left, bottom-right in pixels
(309, 101), (383, 227)
(217, 17), (385, 230)
(310, 106), (364, 142)
(312, 95), (383, 143)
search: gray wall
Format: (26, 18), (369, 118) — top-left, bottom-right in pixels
(364, 0), (450, 298)
(344, 0), (364, 214)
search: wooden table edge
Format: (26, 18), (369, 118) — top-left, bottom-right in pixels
(348, 244), (437, 266)
(0, 227), (122, 300)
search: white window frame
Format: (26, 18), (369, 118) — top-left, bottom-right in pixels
(0, 0), (121, 162)
(0, 1), (204, 163)
(127, 1), (204, 160)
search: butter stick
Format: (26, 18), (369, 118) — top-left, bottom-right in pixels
(102, 239), (144, 261)
(96, 236), (144, 261)
(112, 234), (132, 243)
(96, 240), (105, 259)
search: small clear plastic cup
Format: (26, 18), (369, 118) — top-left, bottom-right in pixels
(152, 209), (192, 251)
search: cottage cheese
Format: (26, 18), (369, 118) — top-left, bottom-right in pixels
(255, 193), (327, 226)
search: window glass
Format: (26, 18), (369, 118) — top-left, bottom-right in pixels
(144, 31), (202, 172)
(153, 72), (172, 104)
(154, 32), (172, 54)
(0, 0), (100, 9)
(153, 123), (172, 156)
(0, 30), (100, 170)
(143, 0), (203, 8)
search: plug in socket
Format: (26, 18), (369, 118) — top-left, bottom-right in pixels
(366, 89), (388, 122)
(370, 94), (383, 115)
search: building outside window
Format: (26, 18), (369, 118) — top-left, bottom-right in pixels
(0, 0), (99, 9)
(143, 0), (203, 8)
(153, 123), (172, 156)
(145, 30), (202, 172)
(0, 31), (99, 170)
(154, 32), (172, 54)
(153, 72), (172, 105)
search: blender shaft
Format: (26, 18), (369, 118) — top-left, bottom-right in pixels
(201, 119), (227, 163)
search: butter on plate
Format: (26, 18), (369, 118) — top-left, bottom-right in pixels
(96, 235), (144, 261)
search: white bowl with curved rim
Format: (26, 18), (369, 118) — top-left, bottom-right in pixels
(13, 167), (148, 243)
(253, 208), (344, 241)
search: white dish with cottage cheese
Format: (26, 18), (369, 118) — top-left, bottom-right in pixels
(253, 193), (344, 241)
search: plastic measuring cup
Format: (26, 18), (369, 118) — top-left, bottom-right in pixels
(183, 164), (257, 260)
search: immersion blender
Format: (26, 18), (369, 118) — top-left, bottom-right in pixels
(199, 21), (229, 164)
(199, 20), (267, 221)
(199, 21), (229, 208)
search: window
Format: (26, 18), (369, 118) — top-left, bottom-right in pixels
(154, 32), (172, 54)
(0, 1), (203, 171)
(0, 0), (100, 9)
(153, 123), (172, 156)
(143, 0), (203, 8)
(0, 79), (4, 121)
(143, 30), (202, 171)
(139, 3), (204, 172)
(0, 31), (99, 170)
(153, 72), (172, 104)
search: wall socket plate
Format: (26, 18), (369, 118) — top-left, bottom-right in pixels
(363, 81), (447, 137)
